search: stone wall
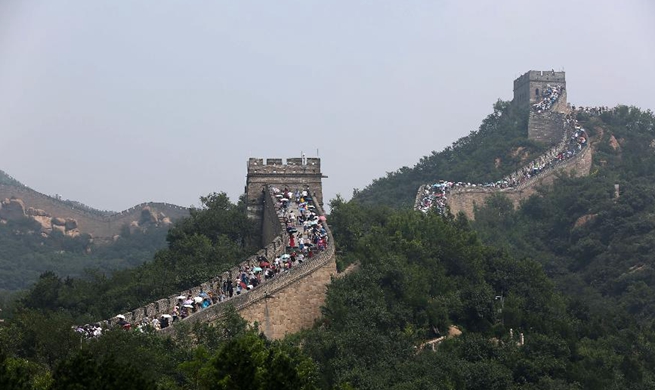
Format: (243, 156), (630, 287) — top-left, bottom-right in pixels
(261, 186), (284, 247)
(447, 146), (592, 219)
(528, 110), (568, 146)
(239, 252), (335, 339)
(246, 157), (327, 246)
(137, 184), (336, 340)
(0, 184), (188, 238)
(513, 70), (566, 109)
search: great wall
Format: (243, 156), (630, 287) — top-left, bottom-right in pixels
(24, 70), (596, 339)
(88, 157), (336, 340)
(415, 70), (593, 219)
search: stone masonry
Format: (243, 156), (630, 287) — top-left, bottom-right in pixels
(246, 157), (327, 246)
(513, 70), (569, 146)
(446, 146), (592, 219)
(416, 71), (591, 220)
(513, 70), (566, 110)
(139, 160), (335, 340)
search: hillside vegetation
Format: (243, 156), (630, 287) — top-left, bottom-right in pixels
(2, 105), (655, 389)
(0, 218), (168, 292)
(353, 100), (547, 208)
(0, 170), (25, 187)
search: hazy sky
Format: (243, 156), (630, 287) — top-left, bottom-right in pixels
(1, 1), (654, 212)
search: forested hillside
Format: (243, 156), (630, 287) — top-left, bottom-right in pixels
(292, 106), (655, 389)
(2, 105), (655, 389)
(0, 170), (25, 187)
(0, 217), (168, 292)
(353, 100), (547, 208)
(472, 106), (655, 326)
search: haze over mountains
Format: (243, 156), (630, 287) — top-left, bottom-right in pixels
(1, 1), (653, 212)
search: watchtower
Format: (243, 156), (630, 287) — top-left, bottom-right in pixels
(245, 157), (327, 244)
(513, 70), (566, 110)
(514, 70), (569, 145)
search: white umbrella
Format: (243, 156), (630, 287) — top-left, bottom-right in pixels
(161, 314), (172, 319)
(176, 295), (187, 300)
(116, 314), (126, 320)
(183, 304), (194, 309)
(193, 297), (203, 303)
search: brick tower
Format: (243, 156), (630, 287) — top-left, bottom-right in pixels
(245, 157), (327, 244)
(513, 70), (566, 109)
(514, 70), (569, 145)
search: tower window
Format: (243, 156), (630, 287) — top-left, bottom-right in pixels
(535, 88), (540, 97)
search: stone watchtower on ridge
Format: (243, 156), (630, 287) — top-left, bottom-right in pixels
(513, 70), (569, 145)
(245, 157), (327, 246)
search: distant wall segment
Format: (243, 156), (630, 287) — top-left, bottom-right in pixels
(513, 70), (566, 110)
(513, 70), (569, 146)
(446, 146), (592, 219)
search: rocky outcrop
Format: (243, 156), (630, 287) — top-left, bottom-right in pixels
(608, 135), (620, 150)
(0, 183), (189, 238)
(140, 206), (159, 225)
(0, 193), (181, 241)
(52, 217), (66, 226)
(26, 207), (49, 217)
(0, 198), (26, 220)
(0, 198), (83, 238)
(574, 214), (597, 229)
(65, 218), (78, 230)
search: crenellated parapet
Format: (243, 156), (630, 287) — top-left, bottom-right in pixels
(246, 156), (327, 246)
(147, 183), (336, 339)
(445, 146), (592, 219)
(513, 70), (566, 110)
(416, 86), (593, 220)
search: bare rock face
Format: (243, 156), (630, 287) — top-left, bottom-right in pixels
(64, 218), (78, 230)
(574, 214), (597, 229)
(52, 217), (66, 226)
(27, 207), (50, 217)
(52, 224), (66, 233)
(140, 206), (158, 225)
(129, 220), (141, 234)
(608, 135), (621, 150)
(161, 217), (172, 225)
(0, 198), (26, 220)
(66, 229), (80, 238)
(32, 215), (53, 233)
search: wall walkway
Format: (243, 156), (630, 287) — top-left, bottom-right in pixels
(110, 185), (336, 340)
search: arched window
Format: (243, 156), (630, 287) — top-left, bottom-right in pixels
(535, 88), (540, 97)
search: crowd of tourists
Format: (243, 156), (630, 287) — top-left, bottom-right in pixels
(417, 116), (589, 214)
(532, 84), (564, 113)
(75, 186), (329, 337)
(533, 84), (564, 113)
(573, 105), (614, 117)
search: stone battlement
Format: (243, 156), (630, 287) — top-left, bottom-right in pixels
(513, 70), (566, 89)
(110, 184), (336, 340)
(513, 70), (567, 118)
(246, 157), (327, 239)
(446, 146), (592, 219)
(247, 157), (322, 175)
